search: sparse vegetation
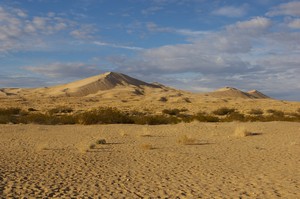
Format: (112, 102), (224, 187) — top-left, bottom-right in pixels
(213, 107), (236, 116)
(89, 144), (96, 149)
(159, 97), (168, 102)
(0, 107), (299, 125)
(195, 112), (219, 122)
(248, 109), (263, 115)
(162, 108), (182, 116)
(78, 107), (134, 125)
(96, 139), (107, 145)
(48, 107), (73, 115)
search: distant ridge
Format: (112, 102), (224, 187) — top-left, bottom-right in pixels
(208, 87), (270, 99)
(247, 90), (270, 99)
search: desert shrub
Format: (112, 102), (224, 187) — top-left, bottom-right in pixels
(248, 109), (263, 115)
(96, 139), (107, 144)
(78, 107), (134, 125)
(0, 115), (13, 124)
(48, 107), (73, 115)
(56, 115), (77, 124)
(133, 115), (179, 125)
(244, 115), (265, 122)
(162, 108), (181, 116)
(266, 109), (284, 116)
(195, 112), (219, 122)
(28, 108), (38, 112)
(20, 113), (59, 125)
(177, 135), (197, 145)
(89, 144), (96, 149)
(0, 107), (21, 115)
(159, 97), (168, 102)
(212, 107), (235, 116)
(177, 114), (194, 123)
(222, 112), (246, 122)
(183, 97), (191, 103)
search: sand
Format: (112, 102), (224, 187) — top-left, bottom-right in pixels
(1, 122), (299, 198)
(1, 72), (299, 115)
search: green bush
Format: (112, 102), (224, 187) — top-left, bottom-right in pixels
(212, 107), (235, 116)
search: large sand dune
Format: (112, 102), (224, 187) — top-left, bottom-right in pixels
(0, 122), (299, 198)
(0, 72), (299, 115)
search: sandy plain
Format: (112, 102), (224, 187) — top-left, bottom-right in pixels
(0, 122), (299, 198)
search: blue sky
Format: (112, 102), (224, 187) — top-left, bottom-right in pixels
(0, 0), (300, 100)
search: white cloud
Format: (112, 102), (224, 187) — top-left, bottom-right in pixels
(0, 5), (95, 53)
(212, 5), (247, 17)
(288, 18), (300, 29)
(267, 1), (300, 17)
(226, 17), (272, 34)
(109, 16), (300, 100)
(23, 62), (102, 78)
(146, 22), (210, 37)
(70, 24), (96, 39)
(94, 41), (144, 50)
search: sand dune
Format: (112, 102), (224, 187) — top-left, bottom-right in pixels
(33, 72), (162, 97)
(247, 89), (270, 99)
(207, 87), (269, 99)
(0, 122), (299, 198)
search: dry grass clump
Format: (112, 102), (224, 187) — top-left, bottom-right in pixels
(234, 126), (253, 137)
(96, 139), (107, 145)
(177, 135), (197, 145)
(89, 144), (96, 149)
(140, 143), (154, 150)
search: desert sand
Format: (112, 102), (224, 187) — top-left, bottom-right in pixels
(1, 72), (300, 198)
(0, 72), (299, 115)
(0, 122), (299, 198)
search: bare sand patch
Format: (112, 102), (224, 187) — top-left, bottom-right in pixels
(0, 122), (299, 198)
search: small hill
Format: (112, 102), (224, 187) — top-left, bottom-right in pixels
(208, 87), (269, 99)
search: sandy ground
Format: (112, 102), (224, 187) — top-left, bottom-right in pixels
(0, 122), (299, 198)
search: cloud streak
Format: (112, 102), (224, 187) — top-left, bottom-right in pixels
(93, 41), (144, 51)
(23, 62), (102, 78)
(212, 5), (248, 17)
